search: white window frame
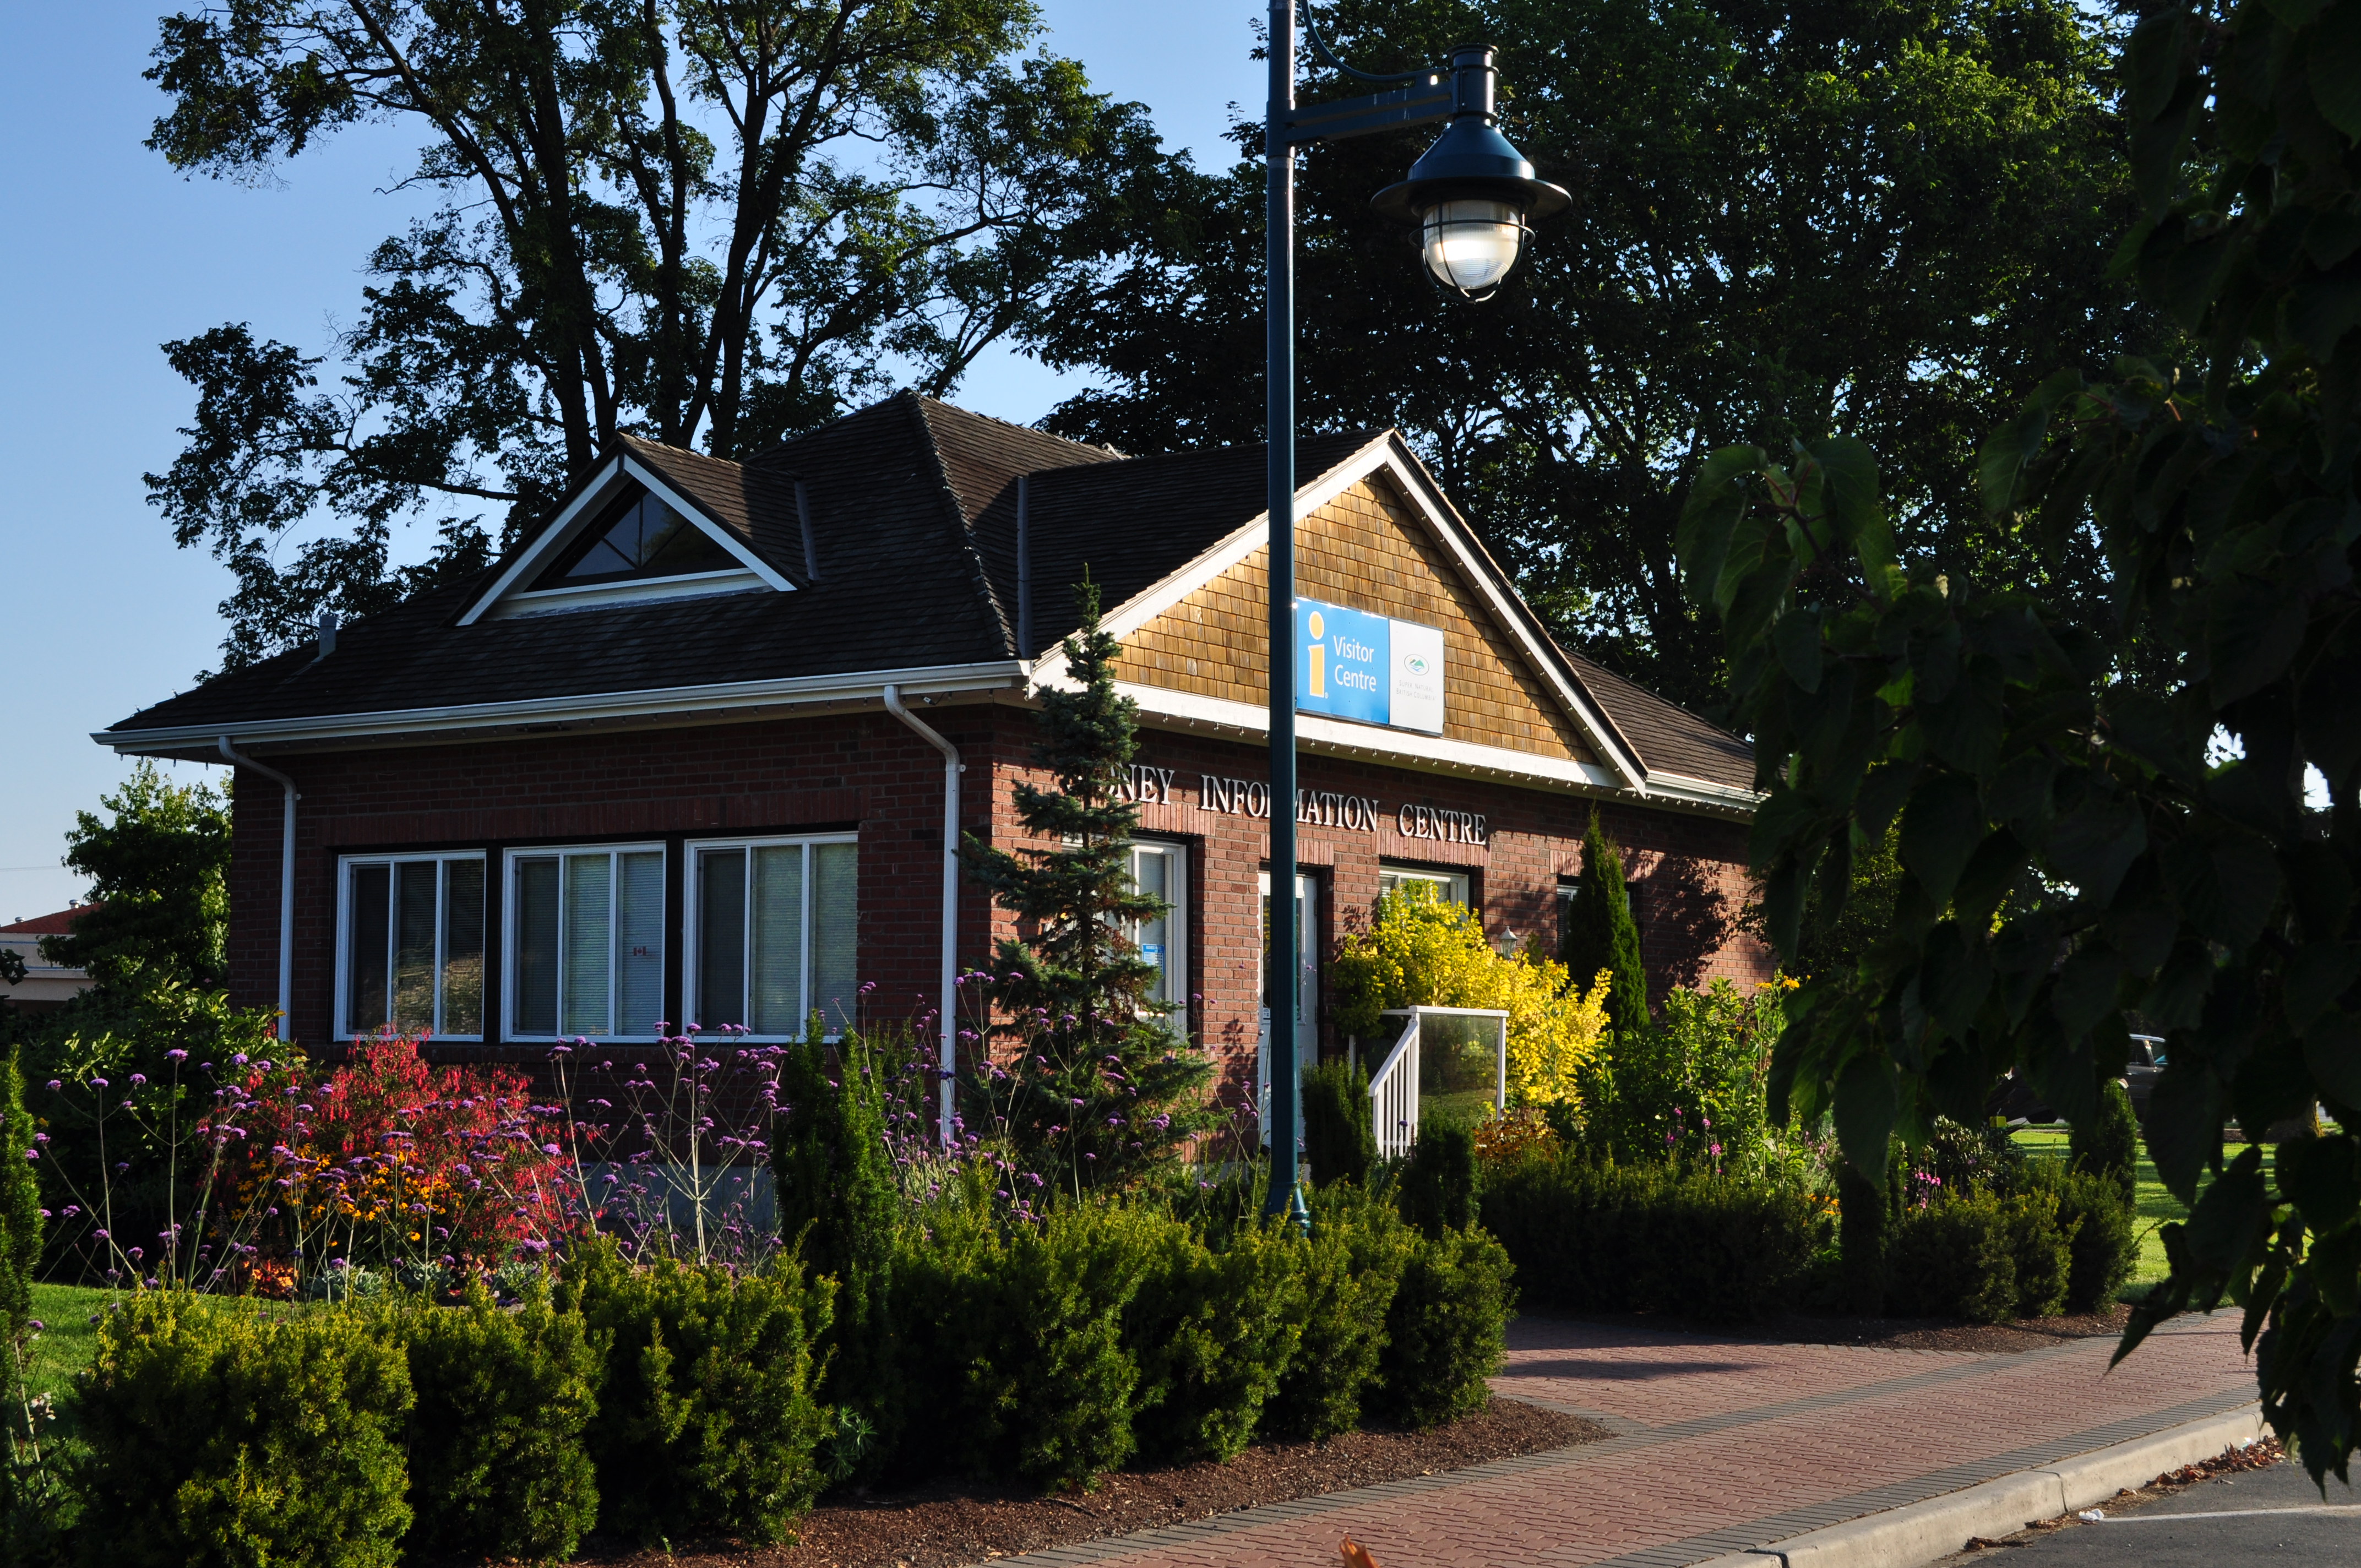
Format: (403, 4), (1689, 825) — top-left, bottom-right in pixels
(503, 842), (670, 1042)
(1124, 839), (1190, 1024)
(1378, 863), (1471, 909)
(335, 852), (488, 1041)
(682, 833), (860, 1041)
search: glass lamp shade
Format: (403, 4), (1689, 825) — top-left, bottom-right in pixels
(1418, 199), (1527, 295)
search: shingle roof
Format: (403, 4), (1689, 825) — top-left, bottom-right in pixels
(0, 906), (95, 937)
(100, 393), (1754, 794)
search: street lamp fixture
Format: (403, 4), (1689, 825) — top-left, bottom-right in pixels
(1260, 8), (1564, 1224)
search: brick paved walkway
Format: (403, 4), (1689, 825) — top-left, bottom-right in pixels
(1005, 1313), (2256, 1568)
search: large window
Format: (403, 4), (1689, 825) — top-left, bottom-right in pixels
(507, 845), (667, 1040)
(686, 837), (858, 1037)
(1125, 841), (1189, 1018)
(1378, 864), (1470, 910)
(339, 854), (486, 1039)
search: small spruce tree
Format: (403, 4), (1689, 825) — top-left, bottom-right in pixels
(960, 580), (1217, 1187)
(1563, 809), (1650, 1047)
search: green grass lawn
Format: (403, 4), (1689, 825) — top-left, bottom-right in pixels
(21, 1284), (121, 1403)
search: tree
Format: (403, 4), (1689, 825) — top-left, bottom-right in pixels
(143, 0), (1182, 670)
(1675, 0), (2361, 1479)
(0, 1049), (39, 1340)
(43, 762), (230, 996)
(1562, 810), (1647, 1044)
(959, 581), (1217, 1187)
(1035, 0), (2156, 714)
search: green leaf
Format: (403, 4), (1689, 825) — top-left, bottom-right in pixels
(2206, 577), (2310, 705)
(2303, 1011), (2361, 1114)
(2310, 1), (2361, 141)
(1802, 435), (1890, 571)
(2286, 944), (2360, 1031)
(1834, 1051), (1900, 1175)
(2161, 826), (2284, 951)
(2123, 12), (2190, 125)
(2146, 1062), (2225, 1206)
(2052, 946), (2127, 1040)
(1675, 446), (1767, 608)
(2046, 788), (2149, 907)
(1979, 369), (2082, 519)
(1857, 761), (1920, 841)
(1952, 829), (2030, 934)
(1772, 608), (1823, 694)
(1898, 773), (1984, 906)
(1983, 753), (2058, 846)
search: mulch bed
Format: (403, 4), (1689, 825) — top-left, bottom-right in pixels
(573, 1397), (1607, 1568)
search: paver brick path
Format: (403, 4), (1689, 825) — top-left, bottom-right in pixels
(1005, 1313), (2256, 1568)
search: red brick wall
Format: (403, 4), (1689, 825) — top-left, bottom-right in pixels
(225, 704), (1769, 1106)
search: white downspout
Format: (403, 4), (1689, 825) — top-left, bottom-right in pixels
(217, 736), (298, 1040)
(882, 687), (962, 1146)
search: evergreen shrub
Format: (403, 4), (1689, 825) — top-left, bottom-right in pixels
(1480, 1154), (1823, 1323)
(563, 1243), (835, 1545)
(1886, 1193), (2019, 1322)
(71, 1293), (414, 1568)
(2073, 1078), (2141, 1210)
(1398, 1120), (1479, 1237)
(2003, 1188), (2074, 1319)
(2039, 1164), (2136, 1312)
(1375, 1224), (1514, 1428)
(1127, 1218), (1305, 1465)
(1302, 1058), (1375, 1188)
(394, 1280), (601, 1564)
(1266, 1185), (1413, 1440)
(1835, 1157), (1892, 1316)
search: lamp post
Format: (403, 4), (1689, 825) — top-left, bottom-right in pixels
(1262, 4), (1565, 1222)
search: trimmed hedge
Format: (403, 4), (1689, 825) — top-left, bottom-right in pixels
(1481, 1153), (1825, 1323)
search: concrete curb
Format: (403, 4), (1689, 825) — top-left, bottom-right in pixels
(1686, 1403), (2266, 1568)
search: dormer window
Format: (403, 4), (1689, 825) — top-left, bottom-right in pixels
(531, 486), (739, 589)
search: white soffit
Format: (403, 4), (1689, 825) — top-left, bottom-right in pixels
(457, 453), (794, 626)
(1090, 434), (1652, 794)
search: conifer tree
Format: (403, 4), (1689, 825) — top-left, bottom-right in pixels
(1562, 810), (1650, 1046)
(0, 1049), (40, 1341)
(961, 580), (1216, 1187)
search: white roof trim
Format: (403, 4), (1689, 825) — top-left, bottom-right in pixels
(1090, 434), (1651, 794)
(97, 661), (1027, 754)
(456, 453), (793, 626)
(1101, 680), (1753, 818)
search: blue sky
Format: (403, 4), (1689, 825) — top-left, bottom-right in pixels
(0, 2), (1264, 922)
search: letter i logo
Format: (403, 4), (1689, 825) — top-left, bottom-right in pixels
(1307, 609), (1327, 698)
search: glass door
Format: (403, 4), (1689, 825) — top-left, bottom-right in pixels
(1256, 870), (1319, 1145)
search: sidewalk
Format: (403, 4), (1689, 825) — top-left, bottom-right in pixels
(1003, 1311), (2257, 1568)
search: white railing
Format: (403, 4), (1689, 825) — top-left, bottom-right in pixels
(1369, 1006), (1508, 1159)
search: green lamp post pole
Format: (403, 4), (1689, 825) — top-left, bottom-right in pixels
(1260, 4), (1567, 1221)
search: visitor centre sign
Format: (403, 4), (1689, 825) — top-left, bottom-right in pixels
(1294, 596), (1445, 734)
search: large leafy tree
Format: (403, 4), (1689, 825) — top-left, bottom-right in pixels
(43, 762), (231, 997)
(1036, 0), (2153, 713)
(1678, 0), (2361, 1479)
(143, 0), (1178, 669)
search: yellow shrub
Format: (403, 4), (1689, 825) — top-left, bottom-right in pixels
(1331, 884), (1609, 1112)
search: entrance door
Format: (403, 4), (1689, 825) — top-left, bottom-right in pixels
(1256, 870), (1319, 1145)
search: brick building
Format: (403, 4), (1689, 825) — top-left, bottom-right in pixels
(95, 393), (1767, 1124)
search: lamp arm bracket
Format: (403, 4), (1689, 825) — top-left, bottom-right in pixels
(1279, 77), (1450, 147)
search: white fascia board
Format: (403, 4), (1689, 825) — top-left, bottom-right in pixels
(1092, 433), (1652, 797)
(1099, 680), (1760, 816)
(484, 568), (766, 620)
(1643, 771), (1766, 811)
(456, 454), (792, 627)
(95, 661), (1027, 755)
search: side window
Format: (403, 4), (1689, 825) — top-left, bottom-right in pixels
(687, 836), (858, 1036)
(1125, 841), (1189, 1019)
(339, 854), (486, 1039)
(507, 845), (667, 1040)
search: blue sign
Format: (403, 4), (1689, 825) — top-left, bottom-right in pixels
(1295, 598), (1446, 733)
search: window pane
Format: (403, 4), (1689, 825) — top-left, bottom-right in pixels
(443, 860), (485, 1036)
(1135, 850), (1170, 1002)
(347, 864), (390, 1033)
(514, 857), (561, 1035)
(749, 845), (804, 1035)
(810, 842), (858, 1028)
(560, 853), (612, 1037)
(697, 848), (747, 1030)
(616, 851), (665, 1036)
(393, 862), (438, 1033)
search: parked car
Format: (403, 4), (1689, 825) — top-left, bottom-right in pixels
(2126, 1033), (2166, 1124)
